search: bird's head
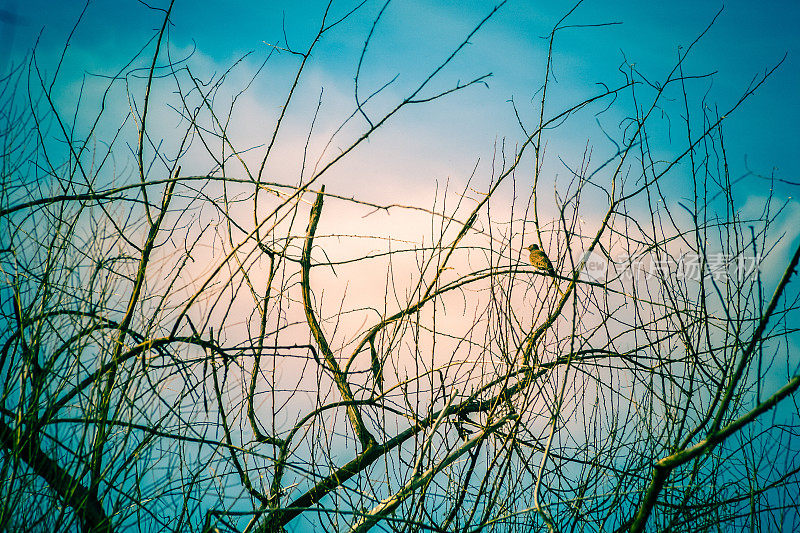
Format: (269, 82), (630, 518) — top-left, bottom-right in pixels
(527, 244), (539, 251)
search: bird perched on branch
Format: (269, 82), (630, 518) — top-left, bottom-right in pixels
(528, 244), (555, 275)
(527, 244), (565, 296)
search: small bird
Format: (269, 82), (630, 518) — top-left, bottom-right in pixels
(528, 244), (556, 275)
(527, 244), (565, 296)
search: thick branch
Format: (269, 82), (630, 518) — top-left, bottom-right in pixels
(629, 239), (800, 531)
(300, 186), (375, 450)
(348, 413), (517, 533)
(0, 420), (110, 533)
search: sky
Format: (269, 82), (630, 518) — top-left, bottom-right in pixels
(2, 0), (798, 311)
(1, 0), (797, 196)
(1, 0), (799, 289)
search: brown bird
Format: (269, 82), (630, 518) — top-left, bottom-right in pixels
(528, 244), (556, 275)
(527, 244), (565, 296)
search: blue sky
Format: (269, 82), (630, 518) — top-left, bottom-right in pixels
(1, 0), (799, 276)
(2, 1), (797, 194)
(2, 0), (798, 294)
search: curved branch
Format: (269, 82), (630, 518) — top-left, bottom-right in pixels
(300, 186), (375, 450)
